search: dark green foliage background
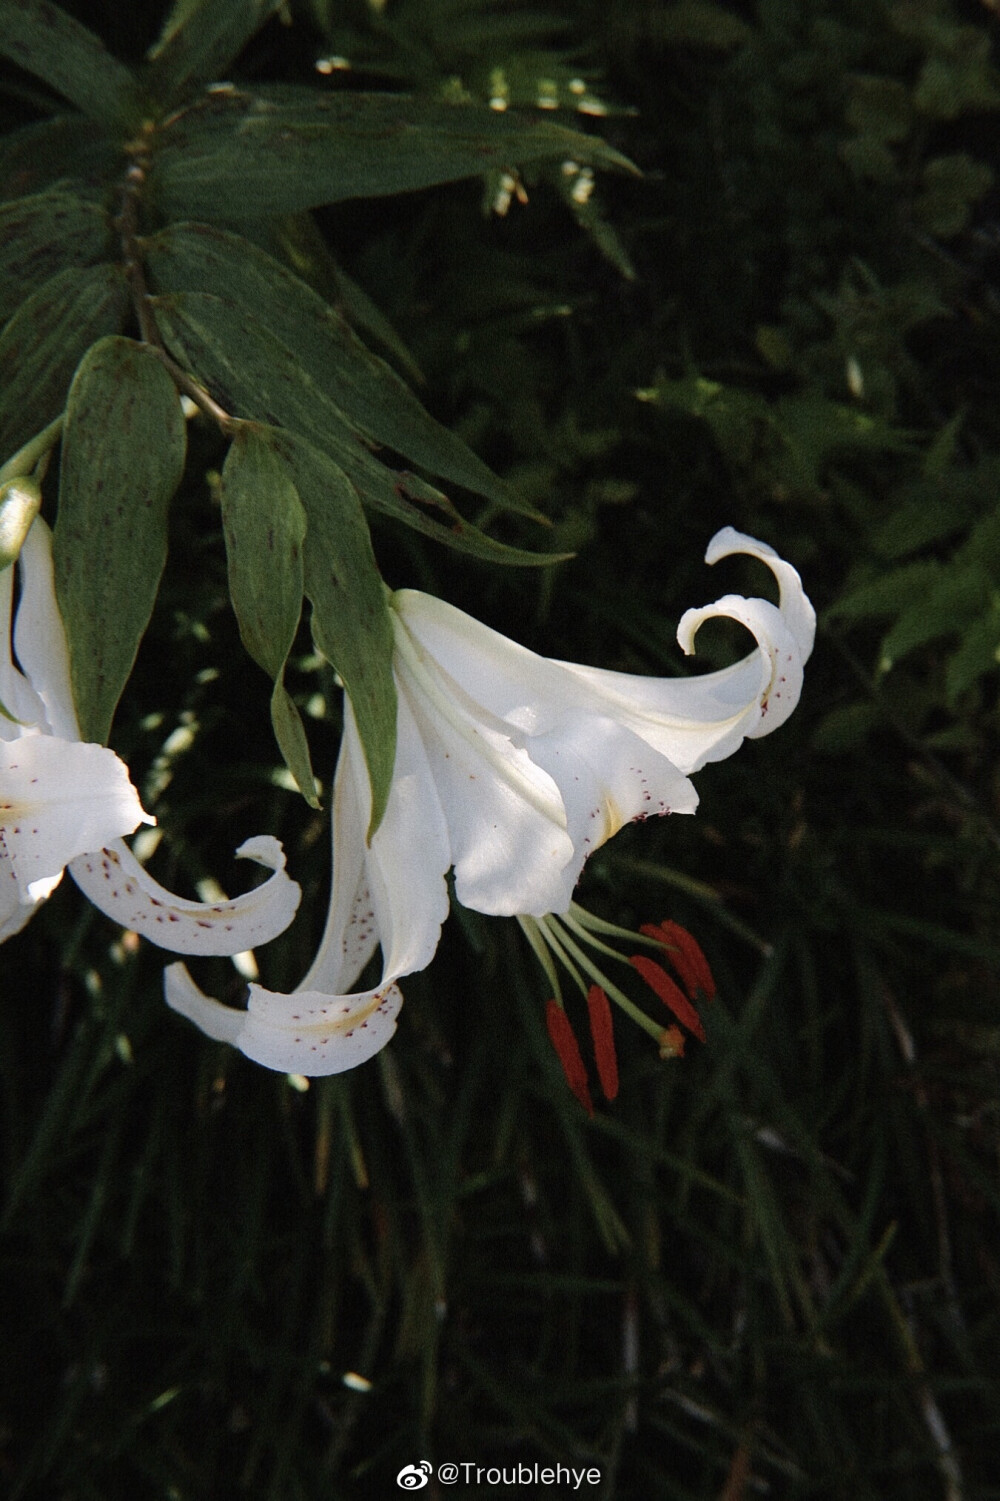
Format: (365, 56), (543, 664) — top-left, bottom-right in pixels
(2, 1), (1000, 1497)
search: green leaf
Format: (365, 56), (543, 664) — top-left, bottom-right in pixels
(0, 190), (110, 324)
(220, 427), (319, 806)
(146, 0), (284, 103)
(144, 221), (525, 512)
(913, 153), (994, 239)
(645, 1), (751, 50)
(879, 564), (990, 670)
(946, 603), (1000, 703)
(0, 114), (116, 204)
(267, 212), (424, 384)
(828, 560), (943, 622)
(153, 290), (565, 565)
(0, 263), (128, 461)
(53, 337), (187, 744)
(0, 0), (140, 130)
(275, 429), (398, 838)
(151, 85), (637, 218)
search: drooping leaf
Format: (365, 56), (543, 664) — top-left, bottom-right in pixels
(0, 190), (110, 324)
(0, 114), (116, 203)
(153, 290), (566, 565)
(0, 0), (140, 130)
(151, 84), (637, 218)
(273, 429), (398, 838)
(0, 263), (128, 461)
(220, 426), (319, 806)
(146, 0), (284, 102)
(144, 221), (528, 512)
(53, 337), (187, 744)
(266, 211), (424, 383)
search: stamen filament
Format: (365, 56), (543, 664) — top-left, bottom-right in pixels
(540, 916), (664, 1043)
(516, 915), (562, 1000)
(568, 901), (672, 950)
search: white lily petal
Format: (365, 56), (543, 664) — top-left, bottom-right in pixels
(12, 517), (80, 739)
(524, 712), (699, 914)
(164, 695), (450, 1075)
(165, 963), (404, 1074)
(69, 834), (301, 954)
(1, 734), (150, 902)
(1, 559), (48, 736)
(705, 526), (816, 660)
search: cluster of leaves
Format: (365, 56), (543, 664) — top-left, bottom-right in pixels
(0, 0), (631, 826)
(3, 1), (1000, 1499)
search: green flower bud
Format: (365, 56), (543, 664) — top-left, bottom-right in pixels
(0, 477), (42, 570)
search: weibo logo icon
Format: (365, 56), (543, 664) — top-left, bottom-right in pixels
(396, 1461), (433, 1489)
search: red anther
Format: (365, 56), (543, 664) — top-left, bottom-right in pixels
(586, 985), (619, 1102)
(629, 954), (706, 1042)
(545, 1000), (593, 1114)
(640, 920), (716, 1002)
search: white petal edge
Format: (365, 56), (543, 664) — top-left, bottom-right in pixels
(1, 734), (151, 903)
(69, 834), (301, 954)
(163, 695), (450, 1075)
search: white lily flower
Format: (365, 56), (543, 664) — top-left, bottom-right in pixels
(166, 527), (813, 1077)
(1, 516), (300, 950)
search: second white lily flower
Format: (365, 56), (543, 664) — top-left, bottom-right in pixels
(1, 516), (300, 951)
(166, 528), (815, 1076)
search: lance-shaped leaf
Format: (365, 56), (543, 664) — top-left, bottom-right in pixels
(0, 263), (128, 461)
(0, 115), (116, 204)
(0, 0), (140, 131)
(274, 430), (397, 839)
(220, 426), (319, 807)
(153, 290), (565, 566)
(144, 221), (533, 515)
(146, 0), (284, 103)
(151, 85), (637, 218)
(53, 337), (186, 744)
(0, 190), (110, 324)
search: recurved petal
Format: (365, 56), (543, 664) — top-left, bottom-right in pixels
(705, 526), (816, 660)
(163, 695), (450, 1076)
(69, 834), (300, 954)
(523, 711), (698, 914)
(552, 533), (812, 775)
(1, 734), (151, 903)
(164, 963), (403, 1075)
